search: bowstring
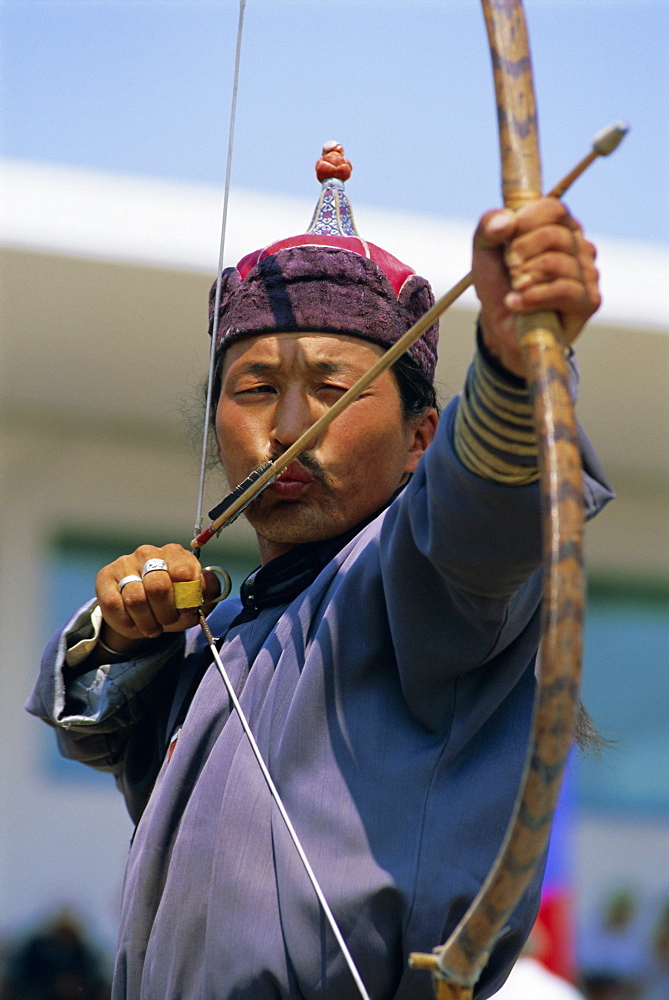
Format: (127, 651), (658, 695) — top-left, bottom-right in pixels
(194, 0), (247, 542)
(198, 611), (372, 1000)
(190, 6), (371, 997)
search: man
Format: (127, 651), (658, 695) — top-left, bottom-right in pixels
(28, 150), (612, 1000)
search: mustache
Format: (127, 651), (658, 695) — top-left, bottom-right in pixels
(268, 449), (332, 489)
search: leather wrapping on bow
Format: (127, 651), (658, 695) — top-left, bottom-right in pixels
(409, 1), (585, 995)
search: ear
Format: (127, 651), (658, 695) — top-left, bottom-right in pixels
(403, 407), (438, 477)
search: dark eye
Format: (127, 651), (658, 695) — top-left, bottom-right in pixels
(236, 384), (276, 396)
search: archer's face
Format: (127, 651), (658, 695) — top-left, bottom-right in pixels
(215, 332), (436, 563)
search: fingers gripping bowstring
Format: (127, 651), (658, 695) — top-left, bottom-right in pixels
(190, 6), (371, 998)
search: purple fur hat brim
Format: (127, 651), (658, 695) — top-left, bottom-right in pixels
(209, 245), (439, 382)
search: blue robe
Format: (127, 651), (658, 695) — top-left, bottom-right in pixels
(28, 398), (613, 1000)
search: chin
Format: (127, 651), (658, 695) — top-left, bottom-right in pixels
(247, 499), (351, 548)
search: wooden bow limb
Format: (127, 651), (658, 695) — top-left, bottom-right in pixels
(409, 1), (587, 995)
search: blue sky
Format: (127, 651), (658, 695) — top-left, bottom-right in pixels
(1, 0), (667, 245)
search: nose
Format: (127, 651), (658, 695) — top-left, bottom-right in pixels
(270, 387), (319, 453)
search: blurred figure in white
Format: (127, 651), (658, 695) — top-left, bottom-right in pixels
(493, 923), (586, 1000)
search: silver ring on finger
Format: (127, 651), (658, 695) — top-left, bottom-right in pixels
(118, 574), (143, 593)
(141, 558), (169, 578)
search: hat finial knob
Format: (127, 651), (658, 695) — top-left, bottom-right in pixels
(315, 142), (352, 183)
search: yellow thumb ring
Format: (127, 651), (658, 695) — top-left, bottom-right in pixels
(173, 579), (203, 610)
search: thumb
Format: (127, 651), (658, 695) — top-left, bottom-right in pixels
(472, 209), (517, 311)
(202, 567), (225, 605)
(473, 208), (516, 252)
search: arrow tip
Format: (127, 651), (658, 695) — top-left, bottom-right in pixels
(592, 121), (629, 157)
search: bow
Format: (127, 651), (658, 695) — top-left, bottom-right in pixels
(408, 1), (586, 995)
(178, 4), (623, 997)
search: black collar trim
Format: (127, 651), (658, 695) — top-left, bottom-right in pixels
(235, 484), (405, 621)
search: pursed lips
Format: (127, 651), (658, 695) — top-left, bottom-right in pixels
(271, 460), (316, 498)
(277, 460), (315, 484)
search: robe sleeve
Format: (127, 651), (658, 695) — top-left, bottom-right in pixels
(377, 358), (613, 730)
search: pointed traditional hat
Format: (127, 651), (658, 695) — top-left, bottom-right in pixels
(210, 143), (439, 381)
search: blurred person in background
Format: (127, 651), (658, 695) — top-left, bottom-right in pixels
(2, 908), (110, 1000)
(644, 900), (669, 1000)
(581, 890), (646, 1000)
